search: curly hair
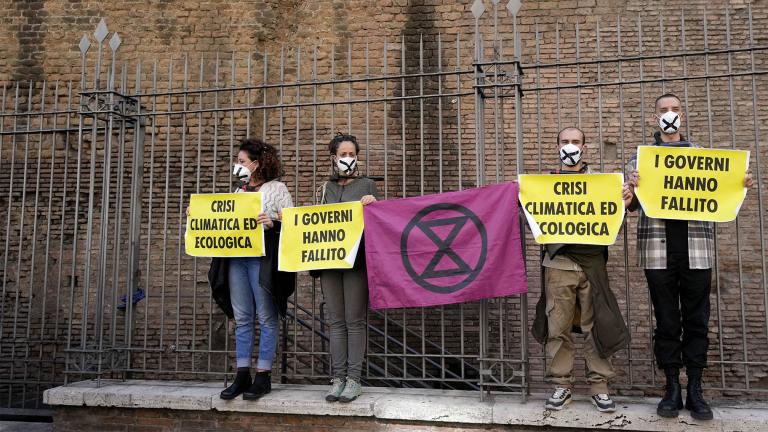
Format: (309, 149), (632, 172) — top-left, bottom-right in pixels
(239, 138), (284, 182)
(328, 132), (359, 155)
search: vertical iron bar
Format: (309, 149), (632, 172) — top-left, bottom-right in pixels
(419, 35), (424, 195)
(724, 7), (749, 390)
(513, 12), (528, 401)
(365, 41), (370, 175)
(438, 34), (443, 192)
(125, 60), (144, 375)
(637, 13), (655, 388)
(11, 82), (34, 397)
(747, 4), (768, 348)
(2, 84), (20, 397)
(143, 59), (159, 372)
(22, 82), (46, 405)
(703, 11), (726, 389)
(616, 14), (634, 387)
(384, 41), (389, 198)
(401, 36), (406, 198)
(39, 82), (58, 397)
(596, 19), (604, 172)
(535, 24), (542, 173)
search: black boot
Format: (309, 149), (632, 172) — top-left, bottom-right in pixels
(685, 368), (713, 421)
(220, 368), (251, 400)
(243, 370), (272, 400)
(657, 368), (683, 418)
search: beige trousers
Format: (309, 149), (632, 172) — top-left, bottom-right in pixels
(544, 267), (616, 394)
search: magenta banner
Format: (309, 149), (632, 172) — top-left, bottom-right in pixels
(363, 182), (528, 309)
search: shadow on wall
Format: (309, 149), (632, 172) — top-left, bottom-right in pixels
(393, 3), (460, 196)
(12, 0), (46, 81)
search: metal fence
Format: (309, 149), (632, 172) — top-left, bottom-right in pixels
(1, 2), (767, 410)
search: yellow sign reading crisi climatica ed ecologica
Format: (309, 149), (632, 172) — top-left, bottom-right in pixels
(519, 173), (625, 245)
(185, 192), (265, 257)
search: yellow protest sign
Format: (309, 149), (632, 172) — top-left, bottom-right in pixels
(278, 202), (365, 272)
(184, 193), (264, 257)
(519, 173), (625, 245)
(635, 146), (749, 222)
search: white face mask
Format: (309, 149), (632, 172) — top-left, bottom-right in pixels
(559, 143), (582, 166)
(336, 156), (357, 175)
(232, 163), (252, 180)
(658, 110), (681, 134)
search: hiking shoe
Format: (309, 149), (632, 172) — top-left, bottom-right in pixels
(591, 394), (617, 413)
(338, 377), (362, 403)
(545, 387), (572, 410)
(325, 377), (346, 402)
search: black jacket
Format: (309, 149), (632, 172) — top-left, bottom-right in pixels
(208, 221), (296, 319)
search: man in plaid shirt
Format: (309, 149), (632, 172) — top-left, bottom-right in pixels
(625, 93), (754, 421)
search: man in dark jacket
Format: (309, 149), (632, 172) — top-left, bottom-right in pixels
(531, 127), (631, 413)
(624, 93), (754, 421)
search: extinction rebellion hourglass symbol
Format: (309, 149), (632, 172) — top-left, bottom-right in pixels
(400, 204), (488, 294)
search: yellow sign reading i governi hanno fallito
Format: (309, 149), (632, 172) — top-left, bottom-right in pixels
(635, 146), (749, 222)
(519, 173), (625, 245)
(185, 192), (265, 257)
(278, 202), (365, 272)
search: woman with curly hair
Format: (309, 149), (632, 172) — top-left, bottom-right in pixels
(218, 138), (294, 400)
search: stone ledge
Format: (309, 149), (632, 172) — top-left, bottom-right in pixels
(43, 380), (768, 431)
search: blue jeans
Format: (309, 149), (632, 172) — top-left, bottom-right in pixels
(229, 257), (279, 370)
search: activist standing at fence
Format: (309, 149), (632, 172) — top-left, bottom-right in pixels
(217, 138), (294, 401)
(318, 133), (379, 403)
(530, 127), (631, 413)
(625, 94), (754, 420)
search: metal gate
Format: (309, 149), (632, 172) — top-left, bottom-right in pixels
(1, 2), (767, 410)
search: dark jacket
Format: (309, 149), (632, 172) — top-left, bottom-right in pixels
(531, 244), (631, 359)
(208, 221), (296, 319)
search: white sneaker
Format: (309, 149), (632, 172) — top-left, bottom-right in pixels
(545, 387), (572, 410)
(591, 393), (617, 412)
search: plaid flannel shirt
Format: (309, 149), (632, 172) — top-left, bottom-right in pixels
(626, 145), (715, 270)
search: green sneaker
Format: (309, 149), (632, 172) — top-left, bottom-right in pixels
(325, 378), (346, 402)
(338, 377), (362, 403)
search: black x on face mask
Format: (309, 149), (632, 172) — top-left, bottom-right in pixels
(559, 143), (582, 166)
(659, 111), (681, 134)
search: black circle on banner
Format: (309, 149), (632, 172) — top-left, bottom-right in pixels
(400, 203), (488, 294)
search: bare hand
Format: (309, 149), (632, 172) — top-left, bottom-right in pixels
(622, 183), (633, 201)
(622, 183), (634, 208)
(627, 170), (640, 189)
(745, 171), (754, 189)
(361, 195), (377, 206)
(257, 213), (274, 229)
(277, 211), (283, 221)
(186, 206), (190, 217)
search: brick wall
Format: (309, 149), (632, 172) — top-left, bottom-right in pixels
(52, 406), (581, 432)
(1, 0), (768, 406)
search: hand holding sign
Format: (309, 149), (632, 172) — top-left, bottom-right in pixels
(634, 146), (749, 222)
(257, 212), (273, 229)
